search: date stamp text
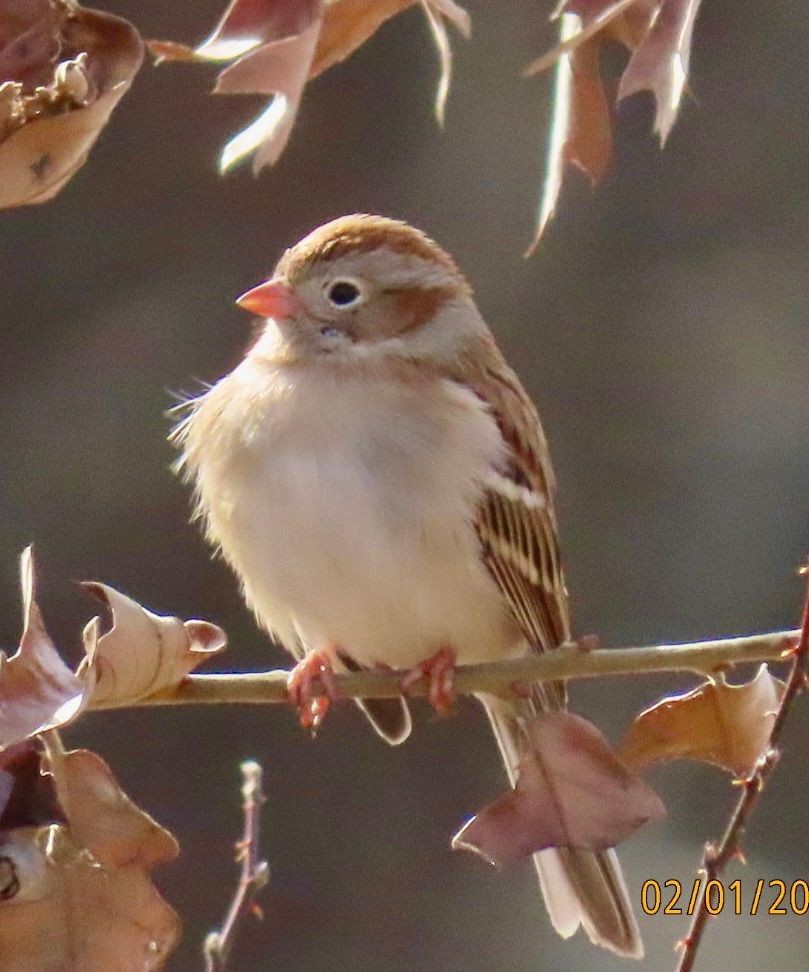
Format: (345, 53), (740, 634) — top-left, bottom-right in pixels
(641, 879), (809, 917)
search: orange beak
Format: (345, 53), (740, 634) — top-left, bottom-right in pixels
(235, 279), (302, 320)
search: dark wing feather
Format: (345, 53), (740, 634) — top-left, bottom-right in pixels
(476, 476), (569, 710)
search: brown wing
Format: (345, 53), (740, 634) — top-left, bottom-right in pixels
(446, 337), (571, 708)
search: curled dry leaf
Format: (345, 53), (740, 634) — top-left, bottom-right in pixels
(79, 582), (226, 707)
(619, 665), (786, 778)
(453, 711), (665, 867)
(0, 0), (143, 208)
(0, 743), (179, 971)
(149, 0), (470, 173)
(1, 549), (225, 747)
(527, 0), (703, 247)
(0, 548), (83, 749)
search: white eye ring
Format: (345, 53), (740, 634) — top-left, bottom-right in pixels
(325, 278), (363, 308)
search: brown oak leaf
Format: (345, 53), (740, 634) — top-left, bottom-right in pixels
(148, 0), (469, 173)
(0, 741), (179, 970)
(453, 711), (665, 866)
(51, 748), (179, 868)
(617, 0), (705, 141)
(619, 665), (785, 778)
(0, 0), (143, 207)
(526, 0), (703, 247)
(79, 582), (226, 707)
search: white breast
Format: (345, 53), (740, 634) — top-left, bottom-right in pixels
(184, 357), (524, 669)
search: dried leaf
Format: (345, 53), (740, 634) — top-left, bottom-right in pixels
(150, 0), (323, 172)
(528, 10), (617, 252)
(0, 549), (83, 748)
(0, 0), (64, 87)
(527, 0), (702, 245)
(530, 13), (577, 250)
(0, 828), (179, 970)
(0, 0), (143, 208)
(217, 17), (324, 172)
(453, 711), (665, 866)
(51, 748), (178, 869)
(149, 0), (319, 65)
(197, 0), (319, 61)
(525, 0), (641, 75)
(149, 0), (468, 172)
(0, 743), (180, 970)
(618, 0), (704, 143)
(311, 0), (469, 78)
(421, 0), (471, 127)
(619, 665), (785, 778)
(0, 550), (225, 746)
(79, 583), (226, 707)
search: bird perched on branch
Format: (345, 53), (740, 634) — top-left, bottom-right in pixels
(174, 214), (642, 958)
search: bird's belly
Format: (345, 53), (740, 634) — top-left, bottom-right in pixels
(212, 389), (522, 669)
(228, 456), (520, 668)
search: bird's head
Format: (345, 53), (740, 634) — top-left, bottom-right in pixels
(237, 214), (483, 365)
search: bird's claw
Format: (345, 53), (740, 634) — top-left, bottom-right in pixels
(287, 650), (338, 734)
(401, 646), (457, 716)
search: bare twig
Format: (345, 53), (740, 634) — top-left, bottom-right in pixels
(204, 760), (270, 972)
(87, 629), (799, 711)
(676, 572), (809, 972)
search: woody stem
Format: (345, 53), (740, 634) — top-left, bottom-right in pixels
(87, 629), (799, 710)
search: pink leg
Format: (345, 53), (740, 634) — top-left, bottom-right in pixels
(401, 646), (457, 716)
(287, 649), (338, 733)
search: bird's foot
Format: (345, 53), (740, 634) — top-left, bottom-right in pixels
(401, 646), (457, 716)
(287, 649), (338, 734)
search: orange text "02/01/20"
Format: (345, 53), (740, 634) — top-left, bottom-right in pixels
(641, 878), (809, 917)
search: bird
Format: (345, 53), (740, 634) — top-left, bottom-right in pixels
(173, 214), (642, 958)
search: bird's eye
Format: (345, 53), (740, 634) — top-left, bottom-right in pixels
(326, 279), (362, 307)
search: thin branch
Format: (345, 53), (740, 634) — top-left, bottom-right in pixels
(676, 574), (809, 972)
(204, 760), (270, 972)
(87, 629), (799, 711)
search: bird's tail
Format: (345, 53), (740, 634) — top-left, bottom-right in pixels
(481, 698), (643, 959)
(335, 651), (412, 745)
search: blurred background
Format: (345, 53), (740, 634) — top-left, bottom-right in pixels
(2, 0), (808, 968)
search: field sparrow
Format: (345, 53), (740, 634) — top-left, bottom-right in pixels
(174, 215), (642, 957)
